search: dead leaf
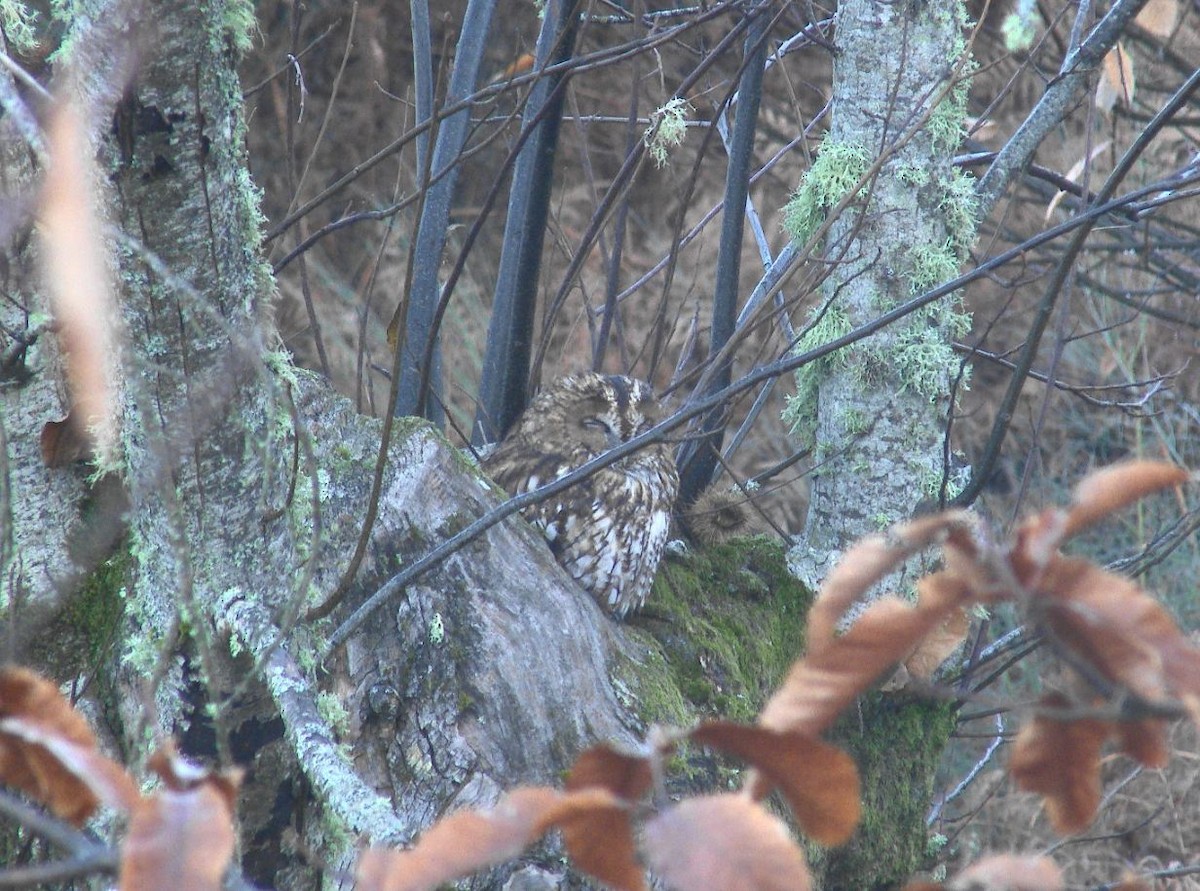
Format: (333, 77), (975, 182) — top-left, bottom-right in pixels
(563, 746), (652, 891)
(1096, 43), (1135, 114)
(147, 744), (242, 812)
(643, 794), (811, 891)
(1009, 695), (1107, 835)
(1134, 0), (1178, 38)
(1043, 140), (1110, 222)
(1039, 556), (1200, 703)
(760, 578), (967, 736)
(1114, 718), (1169, 769)
(949, 854), (1063, 890)
(690, 722), (860, 845)
(0, 667), (140, 823)
(905, 600), (971, 680)
(806, 512), (970, 652)
(1063, 461), (1188, 539)
(357, 787), (637, 891)
(119, 784), (236, 891)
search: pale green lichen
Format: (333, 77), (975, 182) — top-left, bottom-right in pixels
(894, 161), (929, 188)
(888, 323), (962, 400)
(644, 97), (692, 169)
(908, 239), (961, 295)
(316, 691), (350, 735)
(783, 142), (871, 245)
(782, 305), (853, 442)
(428, 612), (445, 645)
(0, 1), (40, 53)
(222, 0), (257, 53)
(1001, 0), (1038, 52)
(940, 168), (980, 258)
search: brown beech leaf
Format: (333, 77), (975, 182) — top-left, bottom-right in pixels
(1114, 718), (1169, 769)
(0, 667), (140, 823)
(1134, 0), (1178, 37)
(901, 884), (945, 891)
(147, 744), (242, 812)
(1039, 556), (1200, 703)
(565, 743), (653, 800)
(563, 746), (652, 891)
(1062, 461), (1188, 540)
(690, 721), (860, 845)
(806, 512), (970, 651)
(40, 100), (119, 462)
(760, 577), (966, 736)
(1096, 43), (1135, 113)
(1009, 508), (1069, 589)
(949, 854), (1064, 891)
(357, 787), (637, 891)
(1009, 695), (1107, 835)
(905, 600), (971, 680)
(40, 414), (94, 467)
(119, 783), (237, 891)
(643, 794), (811, 891)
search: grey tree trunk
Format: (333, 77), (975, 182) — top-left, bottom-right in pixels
(789, 0), (971, 589)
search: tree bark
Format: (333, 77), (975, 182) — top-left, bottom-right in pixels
(791, 0), (970, 589)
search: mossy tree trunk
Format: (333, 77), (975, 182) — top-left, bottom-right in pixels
(787, 3), (974, 886)
(791, 0), (973, 587)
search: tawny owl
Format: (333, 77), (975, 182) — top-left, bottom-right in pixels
(483, 373), (679, 617)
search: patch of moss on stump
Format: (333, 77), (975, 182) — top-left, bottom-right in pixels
(813, 691), (957, 891)
(622, 535), (958, 891)
(635, 535), (812, 723)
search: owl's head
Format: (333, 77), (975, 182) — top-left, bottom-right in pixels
(527, 373), (667, 456)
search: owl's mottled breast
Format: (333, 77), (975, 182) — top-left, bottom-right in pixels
(483, 373), (679, 617)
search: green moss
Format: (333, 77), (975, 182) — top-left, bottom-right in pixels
(784, 142), (871, 245)
(811, 692), (958, 891)
(632, 536), (812, 724)
(316, 691), (350, 735)
(60, 542), (130, 670)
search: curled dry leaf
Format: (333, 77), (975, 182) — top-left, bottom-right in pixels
(1062, 461), (1188, 540)
(356, 787), (638, 891)
(1096, 42), (1135, 114)
(760, 575), (967, 737)
(563, 745), (654, 891)
(690, 721), (859, 845)
(1134, 0), (1179, 37)
(40, 100), (119, 463)
(1114, 718), (1170, 769)
(1009, 695), (1108, 835)
(806, 512), (970, 652)
(1010, 693), (1173, 835)
(1038, 556), (1200, 705)
(1008, 509), (1070, 590)
(0, 666), (141, 823)
(904, 599), (971, 681)
(120, 783), (237, 891)
(643, 794), (811, 891)
(565, 743), (654, 801)
(148, 744), (242, 811)
(949, 854), (1063, 891)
